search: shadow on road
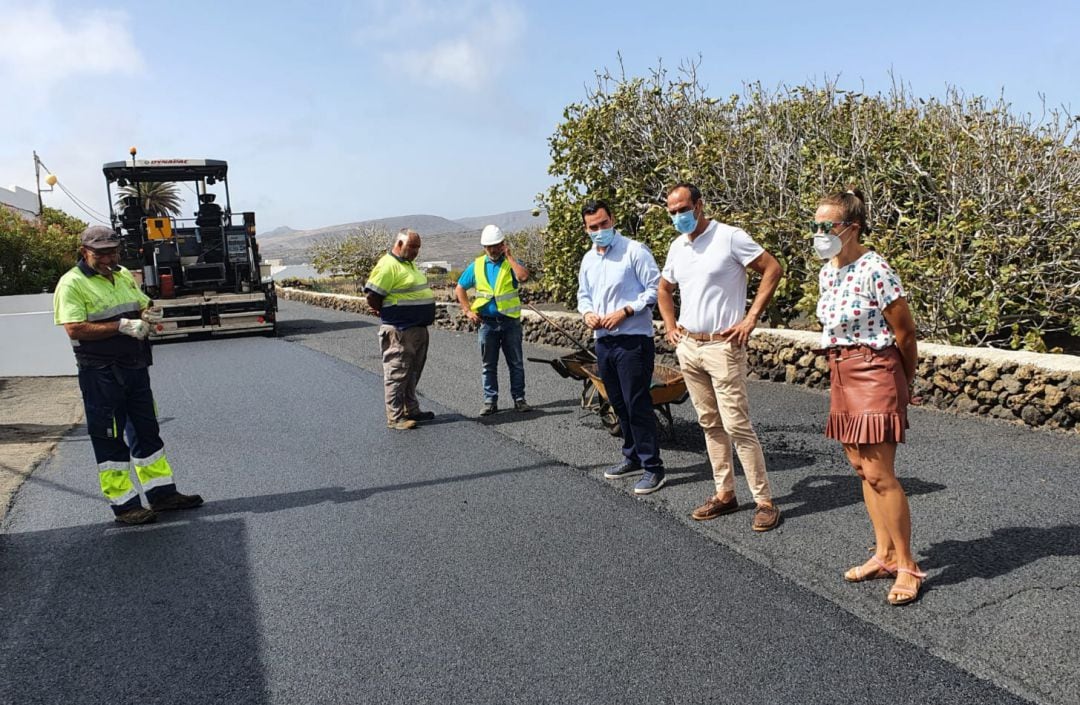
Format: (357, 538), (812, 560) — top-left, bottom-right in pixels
(408, 413), (469, 427)
(278, 318), (375, 336)
(771, 474), (947, 521)
(0, 518), (270, 704)
(1, 461), (101, 501)
(922, 524), (1080, 587)
(662, 451), (818, 488)
(0, 423), (78, 444)
(479, 408), (573, 426)
(165, 460), (562, 520)
(0, 458), (562, 702)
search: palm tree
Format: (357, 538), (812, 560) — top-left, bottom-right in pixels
(115, 182), (183, 217)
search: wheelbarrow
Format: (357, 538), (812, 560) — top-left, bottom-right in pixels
(528, 351), (689, 438)
(526, 349), (604, 411)
(580, 361), (689, 438)
(523, 303), (689, 438)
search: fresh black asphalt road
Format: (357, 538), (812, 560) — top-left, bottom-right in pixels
(1, 299), (1074, 704)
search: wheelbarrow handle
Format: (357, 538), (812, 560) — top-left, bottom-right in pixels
(525, 303), (597, 361)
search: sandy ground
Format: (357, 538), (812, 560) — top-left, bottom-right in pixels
(0, 377), (84, 522)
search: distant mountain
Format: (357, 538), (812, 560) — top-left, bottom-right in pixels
(258, 225), (298, 241)
(455, 209), (547, 232)
(258, 209), (545, 269)
(260, 214), (464, 250)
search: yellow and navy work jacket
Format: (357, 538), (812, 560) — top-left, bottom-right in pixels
(468, 255), (521, 319)
(53, 260), (152, 368)
(364, 253), (436, 329)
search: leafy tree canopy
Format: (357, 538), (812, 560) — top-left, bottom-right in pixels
(539, 60), (1080, 351)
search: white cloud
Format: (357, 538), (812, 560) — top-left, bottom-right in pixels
(354, 0), (523, 91)
(0, 2), (143, 88)
(0, 3), (146, 221)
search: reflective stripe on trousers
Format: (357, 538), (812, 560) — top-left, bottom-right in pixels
(78, 365), (176, 512)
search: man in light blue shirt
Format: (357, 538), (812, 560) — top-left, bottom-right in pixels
(577, 199), (665, 494)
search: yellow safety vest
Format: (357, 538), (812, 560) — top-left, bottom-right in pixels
(54, 260), (152, 366)
(470, 255), (521, 318)
(365, 253), (436, 328)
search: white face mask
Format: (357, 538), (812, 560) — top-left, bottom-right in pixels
(813, 233), (842, 259)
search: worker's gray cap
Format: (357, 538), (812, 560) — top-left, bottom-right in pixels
(80, 226), (121, 249)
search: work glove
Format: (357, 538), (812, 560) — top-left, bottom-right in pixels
(118, 318), (150, 340)
(141, 306), (163, 323)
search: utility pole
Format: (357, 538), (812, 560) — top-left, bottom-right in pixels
(33, 151), (43, 217)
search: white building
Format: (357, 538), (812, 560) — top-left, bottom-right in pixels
(418, 260), (451, 272)
(0, 185), (39, 220)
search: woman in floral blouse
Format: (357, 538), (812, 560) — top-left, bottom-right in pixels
(813, 188), (925, 606)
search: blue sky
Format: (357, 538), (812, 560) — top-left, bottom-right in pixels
(1, 0), (1077, 232)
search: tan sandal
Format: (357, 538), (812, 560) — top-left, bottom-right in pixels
(844, 552), (896, 583)
(887, 567), (928, 606)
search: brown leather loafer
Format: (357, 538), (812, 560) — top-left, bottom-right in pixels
(691, 494), (739, 521)
(751, 503), (781, 532)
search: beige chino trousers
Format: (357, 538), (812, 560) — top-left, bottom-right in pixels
(380, 324), (429, 422)
(676, 337), (772, 503)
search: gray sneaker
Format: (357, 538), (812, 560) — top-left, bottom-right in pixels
(633, 471), (666, 495)
(603, 461), (644, 479)
(480, 401), (498, 417)
(513, 399), (533, 412)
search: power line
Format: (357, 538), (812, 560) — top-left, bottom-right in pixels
(54, 181), (110, 224)
(34, 154), (111, 224)
(58, 182), (109, 220)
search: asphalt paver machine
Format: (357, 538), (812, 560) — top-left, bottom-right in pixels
(102, 150), (277, 339)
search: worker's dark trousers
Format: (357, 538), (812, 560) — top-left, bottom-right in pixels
(78, 365), (177, 514)
(596, 334), (663, 471)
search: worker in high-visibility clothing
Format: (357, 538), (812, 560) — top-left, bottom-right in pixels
(454, 224), (532, 417)
(364, 229), (437, 430)
(53, 225), (203, 525)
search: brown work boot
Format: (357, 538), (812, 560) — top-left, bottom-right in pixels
(114, 507), (157, 525)
(387, 418), (418, 430)
(151, 492), (204, 512)
(691, 494), (739, 521)
(751, 503), (782, 532)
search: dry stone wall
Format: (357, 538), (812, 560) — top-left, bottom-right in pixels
(279, 287), (1080, 432)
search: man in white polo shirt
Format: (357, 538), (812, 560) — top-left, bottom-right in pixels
(657, 182), (784, 532)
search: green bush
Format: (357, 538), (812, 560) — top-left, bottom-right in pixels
(540, 62), (1080, 350)
(308, 224), (393, 282)
(505, 227), (547, 282)
(0, 207), (86, 295)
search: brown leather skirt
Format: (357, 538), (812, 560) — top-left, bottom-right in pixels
(825, 345), (909, 445)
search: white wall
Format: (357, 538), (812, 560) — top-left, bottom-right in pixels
(0, 185), (39, 220)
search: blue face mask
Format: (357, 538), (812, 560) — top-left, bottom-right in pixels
(589, 228), (615, 247)
(671, 209), (698, 235)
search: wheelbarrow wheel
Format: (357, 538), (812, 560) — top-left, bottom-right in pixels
(581, 379), (600, 410)
(599, 402), (622, 437)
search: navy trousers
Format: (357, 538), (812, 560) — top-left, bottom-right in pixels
(78, 365), (176, 512)
(595, 335), (662, 471)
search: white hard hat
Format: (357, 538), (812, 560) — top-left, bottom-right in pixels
(480, 224), (505, 246)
